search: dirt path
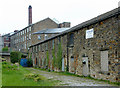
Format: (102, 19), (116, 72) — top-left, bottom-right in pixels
(26, 68), (117, 86)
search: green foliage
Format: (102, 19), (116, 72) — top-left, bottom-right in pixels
(2, 61), (19, 70)
(24, 73), (45, 82)
(52, 47), (56, 68)
(10, 51), (21, 63)
(56, 42), (62, 70)
(2, 62), (59, 86)
(27, 59), (33, 67)
(2, 47), (8, 52)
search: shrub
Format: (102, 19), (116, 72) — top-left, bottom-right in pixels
(2, 61), (19, 70)
(27, 59), (33, 67)
(2, 47), (8, 52)
(10, 51), (21, 63)
(24, 73), (44, 82)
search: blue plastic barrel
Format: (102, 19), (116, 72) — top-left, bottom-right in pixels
(20, 58), (28, 67)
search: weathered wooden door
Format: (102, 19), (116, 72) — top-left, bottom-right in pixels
(82, 57), (89, 76)
(62, 58), (64, 71)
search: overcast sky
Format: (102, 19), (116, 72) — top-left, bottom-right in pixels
(0, 0), (119, 35)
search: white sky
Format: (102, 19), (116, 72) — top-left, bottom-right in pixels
(0, 0), (119, 35)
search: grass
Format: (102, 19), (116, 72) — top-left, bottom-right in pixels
(2, 61), (59, 86)
(35, 67), (120, 86)
(0, 61), (2, 88)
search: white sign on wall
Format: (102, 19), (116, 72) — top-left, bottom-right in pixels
(86, 28), (94, 39)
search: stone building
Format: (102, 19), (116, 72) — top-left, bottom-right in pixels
(10, 5), (70, 53)
(32, 27), (70, 43)
(10, 17), (70, 53)
(0, 34), (3, 52)
(30, 7), (120, 82)
(2, 33), (11, 51)
(10, 25), (32, 53)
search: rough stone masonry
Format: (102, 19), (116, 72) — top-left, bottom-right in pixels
(30, 7), (120, 82)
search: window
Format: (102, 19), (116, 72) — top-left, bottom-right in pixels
(58, 37), (61, 44)
(45, 43), (48, 50)
(29, 34), (31, 39)
(101, 51), (108, 72)
(36, 46), (37, 52)
(25, 30), (26, 34)
(41, 44), (44, 52)
(23, 36), (24, 41)
(41, 45), (42, 51)
(29, 27), (31, 31)
(25, 36), (26, 41)
(68, 33), (74, 46)
(17, 39), (18, 43)
(21, 31), (22, 35)
(6, 43), (9, 47)
(52, 40), (54, 49)
(25, 43), (26, 49)
(34, 46), (35, 52)
(44, 34), (48, 40)
(32, 47), (33, 52)
(21, 37), (22, 42)
(27, 28), (29, 32)
(23, 31), (24, 35)
(71, 56), (74, 62)
(6, 37), (9, 40)
(39, 45), (41, 51)
(38, 35), (41, 40)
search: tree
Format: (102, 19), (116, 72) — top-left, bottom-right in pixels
(10, 51), (21, 63)
(2, 47), (8, 52)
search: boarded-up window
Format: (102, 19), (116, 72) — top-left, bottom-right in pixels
(101, 51), (108, 72)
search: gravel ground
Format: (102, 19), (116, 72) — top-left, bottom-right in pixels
(26, 68), (118, 86)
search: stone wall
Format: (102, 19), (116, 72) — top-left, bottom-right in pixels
(10, 18), (58, 53)
(30, 9), (120, 82)
(31, 18), (58, 45)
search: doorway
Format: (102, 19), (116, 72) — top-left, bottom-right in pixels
(62, 58), (64, 71)
(82, 57), (89, 76)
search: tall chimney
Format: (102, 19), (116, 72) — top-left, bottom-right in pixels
(28, 5), (32, 25)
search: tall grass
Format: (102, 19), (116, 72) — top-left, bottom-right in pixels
(2, 61), (59, 86)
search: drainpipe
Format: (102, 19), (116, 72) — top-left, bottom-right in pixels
(67, 34), (69, 72)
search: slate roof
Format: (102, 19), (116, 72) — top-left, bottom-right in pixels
(30, 7), (120, 47)
(33, 28), (70, 34)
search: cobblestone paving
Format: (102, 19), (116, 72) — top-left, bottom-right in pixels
(26, 68), (117, 86)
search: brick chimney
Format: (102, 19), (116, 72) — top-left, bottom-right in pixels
(59, 22), (71, 28)
(28, 5), (32, 25)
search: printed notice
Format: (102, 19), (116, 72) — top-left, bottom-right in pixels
(86, 28), (94, 39)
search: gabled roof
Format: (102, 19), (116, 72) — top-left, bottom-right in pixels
(30, 7), (120, 47)
(10, 17), (58, 37)
(33, 17), (59, 26)
(33, 28), (70, 34)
